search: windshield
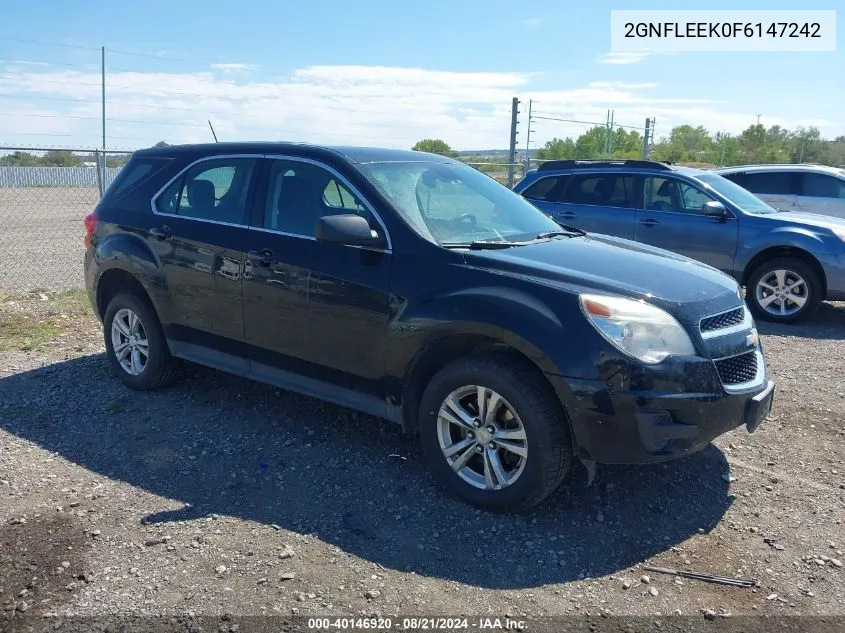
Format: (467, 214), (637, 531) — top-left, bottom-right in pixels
(356, 160), (562, 245)
(696, 172), (777, 214)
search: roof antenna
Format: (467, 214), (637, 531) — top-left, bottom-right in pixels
(208, 119), (219, 142)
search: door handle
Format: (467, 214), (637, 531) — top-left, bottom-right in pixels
(247, 249), (276, 266)
(560, 211), (577, 219)
(149, 225), (172, 241)
(638, 218), (659, 227)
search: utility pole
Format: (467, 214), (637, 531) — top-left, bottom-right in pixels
(507, 97), (520, 188)
(101, 46), (106, 189)
(101, 46), (106, 152)
(642, 118), (651, 159)
(523, 99), (533, 171)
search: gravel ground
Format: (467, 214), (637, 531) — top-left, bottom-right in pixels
(1, 292), (844, 630)
(0, 188), (96, 292)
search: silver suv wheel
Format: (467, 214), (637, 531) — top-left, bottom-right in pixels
(436, 385), (528, 491)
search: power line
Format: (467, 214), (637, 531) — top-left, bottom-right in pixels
(532, 114), (647, 131)
(0, 35), (99, 52)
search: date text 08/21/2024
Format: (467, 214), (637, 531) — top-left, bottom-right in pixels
(306, 617), (527, 630)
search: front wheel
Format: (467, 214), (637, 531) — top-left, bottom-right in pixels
(418, 352), (573, 512)
(746, 257), (822, 324)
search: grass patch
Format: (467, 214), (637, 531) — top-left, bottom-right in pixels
(0, 288), (97, 352)
(0, 319), (62, 351)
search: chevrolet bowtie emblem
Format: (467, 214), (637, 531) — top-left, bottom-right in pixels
(746, 328), (759, 348)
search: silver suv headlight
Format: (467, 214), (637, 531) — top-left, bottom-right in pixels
(579, 294), (696, 364)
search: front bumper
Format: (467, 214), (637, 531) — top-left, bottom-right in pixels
(548, 363), (774, 465)
(819, 252), (845, 300)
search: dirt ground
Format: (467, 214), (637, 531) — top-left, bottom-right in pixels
(1, 291), (844, 631)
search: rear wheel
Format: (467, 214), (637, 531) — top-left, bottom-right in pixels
(746, 257), (822, 324)
(103, 292), (176, 390)
(418, 351), (573, 512)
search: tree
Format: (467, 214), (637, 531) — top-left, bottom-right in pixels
(154, 140), (169, 147)
(0, 151), (39, 166)
(412, 139), (457, 158)
(40, 150), (81, 167)
(535, 137), (575, 161)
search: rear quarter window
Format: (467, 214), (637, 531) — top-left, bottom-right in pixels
(101, 156), (172, 203)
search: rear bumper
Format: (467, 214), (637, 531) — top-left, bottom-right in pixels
(83, 248), (101, 323)
(548, 367), (774, 465)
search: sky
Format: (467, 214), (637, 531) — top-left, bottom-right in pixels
(0, 0), (842, 153)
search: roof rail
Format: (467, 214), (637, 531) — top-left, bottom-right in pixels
(536, 159), (673, 172)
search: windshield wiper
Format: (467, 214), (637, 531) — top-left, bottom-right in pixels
(441, 240), (520, 250)
(537, 225), (586, 238)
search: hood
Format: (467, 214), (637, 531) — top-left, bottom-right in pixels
(465, 234), (743, 324)
(757, 210), (845, 231)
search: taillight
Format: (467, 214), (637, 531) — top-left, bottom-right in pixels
(84, 212), (98, 247)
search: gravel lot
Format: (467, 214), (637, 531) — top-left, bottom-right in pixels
(1, 292), (844, 630)
(0, 188), (97, 292)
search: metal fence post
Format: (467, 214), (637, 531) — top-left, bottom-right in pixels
(95, 149), (104, 198)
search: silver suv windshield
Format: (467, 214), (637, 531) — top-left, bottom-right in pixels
(357, 160), (563, 245)
(696, 172), (778, 214)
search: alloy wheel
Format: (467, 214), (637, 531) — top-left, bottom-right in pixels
(436, 385), (528, 491)
(110, 308), (149, 376)
(754, 269), (809, 317)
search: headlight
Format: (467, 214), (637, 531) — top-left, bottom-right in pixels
(579, 294), (696, 364)
(831, 227), (845, 242)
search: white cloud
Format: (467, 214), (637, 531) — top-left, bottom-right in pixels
(597, 52), (656, 65)
(521, 17), (543, 27)
(589, 81), (659, 90)
(0, 60), (840, 151)
(210, 63), (258, 73)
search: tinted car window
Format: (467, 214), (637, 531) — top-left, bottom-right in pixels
(155, 158), (256, 224)
(644, 177), (715, 214)
(264, 159), (375, 237)
(742, 171), (796, 195)
(102, 156), (171, 203)
(560, 174), (635, 208)
(799, 173), (845, 199)
(521, 175), (570, 201)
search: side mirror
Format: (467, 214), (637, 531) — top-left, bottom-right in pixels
(315, 214), (384, 247)
(702, 200), (729, 219)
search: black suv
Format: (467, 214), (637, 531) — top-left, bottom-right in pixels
(84, 142), (775, 511)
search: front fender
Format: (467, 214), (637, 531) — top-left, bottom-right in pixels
(737, 227), (829, 271)
(388, 284), (596, 382)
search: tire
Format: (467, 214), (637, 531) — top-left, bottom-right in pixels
(103, 291), (177, 390)
(418, 351), (573, 512)
(746, 257), (822, 324)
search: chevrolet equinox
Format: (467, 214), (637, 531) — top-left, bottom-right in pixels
(83, 143), (775, 511)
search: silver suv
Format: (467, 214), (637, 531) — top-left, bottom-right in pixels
(713, 164), (845, 220)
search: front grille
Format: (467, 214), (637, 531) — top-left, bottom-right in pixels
(700, 307), (745, 333)
(714, 351), (758, 385)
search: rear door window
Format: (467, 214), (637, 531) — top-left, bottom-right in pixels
(155, 158), (258, 225)
(560, 174), (635, 208)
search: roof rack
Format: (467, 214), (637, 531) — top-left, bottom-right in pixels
(536, 159), (673, 172)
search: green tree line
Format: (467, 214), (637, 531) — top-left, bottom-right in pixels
(535, 123), (845, 167)
(0, 141), (169, 168)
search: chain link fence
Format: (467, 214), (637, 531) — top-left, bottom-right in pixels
(0, 147), (132, 292)
(0, 147), (531, 294)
